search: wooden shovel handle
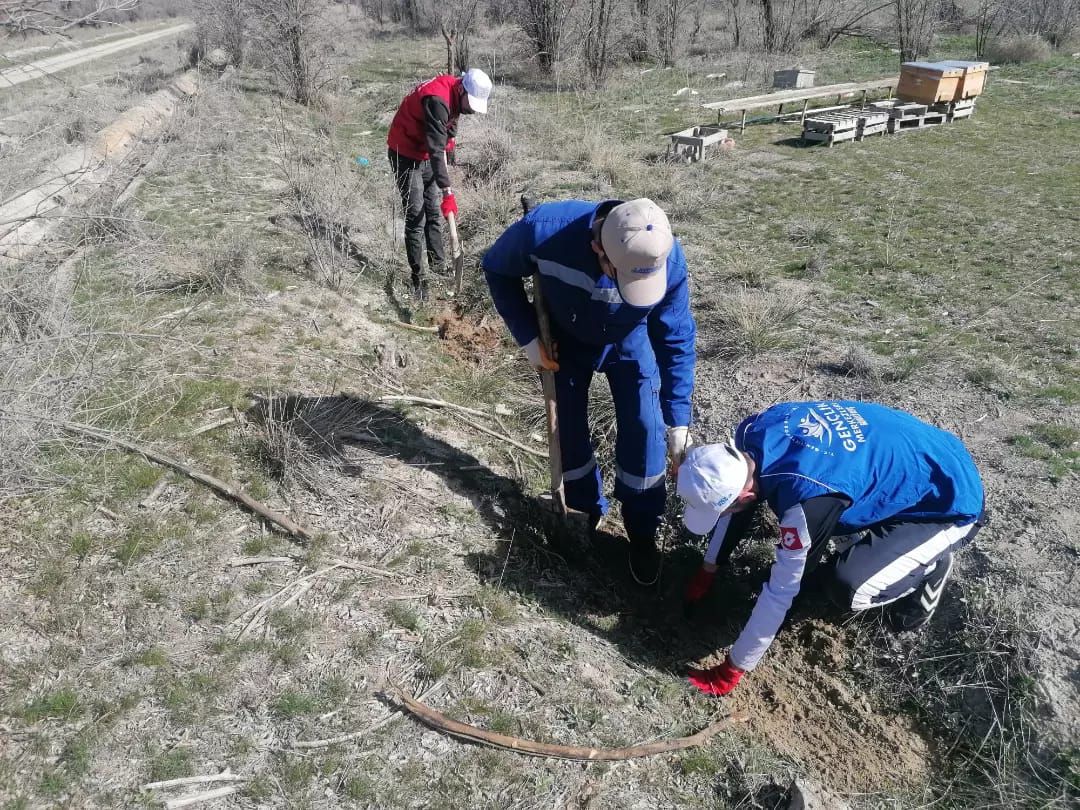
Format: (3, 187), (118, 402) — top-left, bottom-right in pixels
(532, 274), (566, 516)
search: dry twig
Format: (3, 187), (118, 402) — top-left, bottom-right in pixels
(50, 419), (318, 542)
(163, 786), (241, 809)
(142, 772), (247, 790)
(392, 687), (741, 760)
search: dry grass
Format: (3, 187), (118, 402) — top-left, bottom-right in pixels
(851, 583), (1079, 808)
(987, 34), (1054, 64)
(786, 219), (835, 247)
(700, 289), (802, 360)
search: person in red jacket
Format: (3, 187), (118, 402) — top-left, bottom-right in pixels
(386, 69), (492, 299)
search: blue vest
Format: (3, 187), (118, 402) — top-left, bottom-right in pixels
(734, 401), (984, 532)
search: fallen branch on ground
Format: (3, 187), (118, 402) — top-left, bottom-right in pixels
(164, 786), (241, 809)
(446, 411), (548, 459)
(391, 687), (740, 760)
(392, 320), (439, 333)
(142, 772), (247, 790)
(293, 680), (445, 749)
(376, 395), (489, 419)
(50, 419), (318, 543)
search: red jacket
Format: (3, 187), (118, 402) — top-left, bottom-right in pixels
(387, 74), (461, 162)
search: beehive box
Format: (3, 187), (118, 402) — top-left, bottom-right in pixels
(938, 60), (990, 99)
(773, 68), (815, 89)
(897, 62), (965, 105)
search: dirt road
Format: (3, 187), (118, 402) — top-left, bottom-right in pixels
(0, 22), (192, 89)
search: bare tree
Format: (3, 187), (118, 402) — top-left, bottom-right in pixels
(248, 0), (332, 105)
(1, 0), (139, 34)
(193, 0), (247, 64)
(973, 0), (1006, 56)
(583, 0), (618, 85)
(438, 0), (480, 74)
(895, 0), (940, 59)
(657, 0), (681, 63)
(519, 0), (576, 72)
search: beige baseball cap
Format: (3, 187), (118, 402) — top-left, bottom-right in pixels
(600, 199), (673, 308)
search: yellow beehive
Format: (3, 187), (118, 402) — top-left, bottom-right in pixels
(939, 60), (990, 99)
(897, 62), (965, 105)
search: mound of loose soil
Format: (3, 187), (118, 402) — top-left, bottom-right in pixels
(436, 310), (502, 364)
(731, 618), (930, 792)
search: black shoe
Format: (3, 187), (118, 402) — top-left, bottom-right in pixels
(628, 532), (661, 586)
(888, 552), (953, 632)
(411, 279), (429, 302)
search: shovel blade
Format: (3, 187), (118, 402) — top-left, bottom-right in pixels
(452, 251), (465, 295)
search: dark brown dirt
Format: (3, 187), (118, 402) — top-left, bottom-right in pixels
(436, 309), (503, 364)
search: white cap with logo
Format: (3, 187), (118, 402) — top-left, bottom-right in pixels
(461, 68), (492, 114)
(676, 444), (750, 535)
(600, 198), (673, 308)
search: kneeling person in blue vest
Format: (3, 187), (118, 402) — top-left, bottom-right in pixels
(676, 401), (987, 696)
(482, 199), (697, 585)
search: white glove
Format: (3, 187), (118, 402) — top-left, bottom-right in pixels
(666, 426), (693, 469)
(522, 337), (559, 371)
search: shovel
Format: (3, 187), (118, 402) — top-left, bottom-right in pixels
(523, 194), (592, 543)
(447, 211), (465, 296)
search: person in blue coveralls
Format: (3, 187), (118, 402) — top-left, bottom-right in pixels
(674, 400), (987, 696)
(482, 199), (697, 585)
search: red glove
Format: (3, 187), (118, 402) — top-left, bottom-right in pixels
(440, 191), (458, 219)
(446, 138), (455, 153)
(685, 566), (716, 604)
(688, 656), (744, 696)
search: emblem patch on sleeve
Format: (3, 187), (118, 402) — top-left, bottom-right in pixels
(780, 527), (804, 551)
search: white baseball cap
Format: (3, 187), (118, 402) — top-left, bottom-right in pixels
(677, 444), (750, 535)
(461, 68), (492, 114)
(600, 199), (673, 308)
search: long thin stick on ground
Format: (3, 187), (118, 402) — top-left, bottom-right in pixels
(446, 410), (548, 459)
(49, 418), (317, 542)
(392, 687), (740, 760)
(164, 785), (241, 809)
(143, 773), (247, 790)
(293, 679), (445, 750)
(377, 394), (490, 419)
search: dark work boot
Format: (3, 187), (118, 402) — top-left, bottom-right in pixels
(888, 552), (953, 632)
(627, 529), (661, 586)
(410, 269), (428, 302)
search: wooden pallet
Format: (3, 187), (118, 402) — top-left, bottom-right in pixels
(931, 98), (976, 121)
(856, 109), (890, 138)
(879, 100), (930, 119)
(887, 110), (947, 132)
(802, 110), (860, 146)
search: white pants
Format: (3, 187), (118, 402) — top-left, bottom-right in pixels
(833, 521), (978, 611)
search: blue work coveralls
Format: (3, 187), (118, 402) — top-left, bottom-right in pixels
(482, 200), (697, 537)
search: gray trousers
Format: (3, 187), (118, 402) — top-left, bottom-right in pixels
(832, 518), (983, 609)
(387, 149), (444, 284)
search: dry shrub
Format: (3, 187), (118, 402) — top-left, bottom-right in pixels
(0, 261), (89, 494)
(463, 130), (514, 187)
(142, 238), (256, 296)
(835, 345), (879, 379)
(62, 116), (88, 144)
(787, 219), (835, 247)
(987, 34), (1053, 64)
(852, 583), (1078, 807)
(571, 127), (637, 189)
(701, 289), (802, 360)
(77, 196), (146, 248)
(127, 60), (171, 95)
